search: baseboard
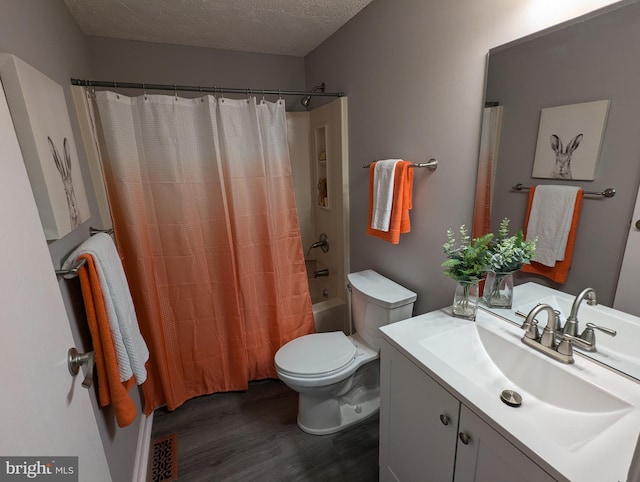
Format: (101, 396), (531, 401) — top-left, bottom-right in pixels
(132, 411), (154, 482)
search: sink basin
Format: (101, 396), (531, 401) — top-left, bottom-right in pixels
(381, 306), (640, 481)
(419, 314), (633, 449)
(516, 294), (640, 363)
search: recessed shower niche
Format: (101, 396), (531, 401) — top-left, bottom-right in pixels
(315, 125), (328, 209)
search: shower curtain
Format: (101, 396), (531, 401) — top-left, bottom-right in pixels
(92, 91), (314, 414)
(473, 105), (503, 238)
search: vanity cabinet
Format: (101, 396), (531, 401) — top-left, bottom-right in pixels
(380, 339), (556, 482)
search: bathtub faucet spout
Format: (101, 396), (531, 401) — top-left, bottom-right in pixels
(313, 269), (329, 278)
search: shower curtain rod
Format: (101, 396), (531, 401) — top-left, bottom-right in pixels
(70, 78), (344, 98)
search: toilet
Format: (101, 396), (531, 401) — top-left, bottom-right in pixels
(275, 269), (416, 435)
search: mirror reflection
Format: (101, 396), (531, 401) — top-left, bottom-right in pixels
(477, 1), (640, 380)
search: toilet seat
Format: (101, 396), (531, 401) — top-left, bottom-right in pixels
(275, 332), (357, 378)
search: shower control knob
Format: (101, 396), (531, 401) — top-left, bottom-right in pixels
(439, 414), (450, 426)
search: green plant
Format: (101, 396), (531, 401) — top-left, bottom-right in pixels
(487, 218), (536, 273)
(442, 225), (493, 282)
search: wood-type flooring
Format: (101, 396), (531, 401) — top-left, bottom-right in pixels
(151, 379), (379, 482)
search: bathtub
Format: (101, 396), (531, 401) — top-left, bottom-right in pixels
(312, 297), (347, 333)
(305, 260), (348, 333)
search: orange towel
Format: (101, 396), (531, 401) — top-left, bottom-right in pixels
(521, 186), (584, 283)
(367, 160), (414, 244)
(77, 254), (140, 428)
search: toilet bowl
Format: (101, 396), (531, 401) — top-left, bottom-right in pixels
(275, 269), (416, 435)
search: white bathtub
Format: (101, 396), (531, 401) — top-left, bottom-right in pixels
(312, 297), (347, 333)
(305, 260), (347, 333)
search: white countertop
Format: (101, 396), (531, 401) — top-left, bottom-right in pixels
(380, 308), (640, 482)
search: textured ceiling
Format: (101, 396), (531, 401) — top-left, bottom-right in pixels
(64, 0), (374, 57)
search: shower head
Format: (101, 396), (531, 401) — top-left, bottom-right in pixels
(301, 83), (326, 108)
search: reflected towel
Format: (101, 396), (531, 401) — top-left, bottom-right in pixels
(367, 160), (414, 244)
(522, 186), (584, 283)
(371, 159), (401, 231)
(63, 233), (149, 384)
(526, 185), (580, 266)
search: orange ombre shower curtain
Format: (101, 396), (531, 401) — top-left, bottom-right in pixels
(472, 105), (503, 238)
(92, 92), (314, 414)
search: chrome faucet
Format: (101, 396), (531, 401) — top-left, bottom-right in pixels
(521, 303), (592, 363)
(313, 268), (329, 278)
(522, 304), (554, 346)
(306, 233), (329, 257)
(563, 288), (597, 337)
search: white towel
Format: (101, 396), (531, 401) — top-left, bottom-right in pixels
(371, 159), (401, 231)
(527, 185), (580, 267)
(63, 233), (149, 384)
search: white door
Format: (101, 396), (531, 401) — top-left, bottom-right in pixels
(614, 188), (640, 317)
(0, 81), (111, 480)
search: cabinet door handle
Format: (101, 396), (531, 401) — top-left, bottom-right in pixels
(439, 414), (450, 426)
(459, 432), (471, 445)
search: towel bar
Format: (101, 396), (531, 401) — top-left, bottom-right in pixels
(362, 158), (438, 171)
(90, 226), (114, 236)
(511, 183), (616, 198)
(55, 258), (87, 279)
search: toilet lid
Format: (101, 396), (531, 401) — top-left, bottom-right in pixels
(275, 332), (357, 377)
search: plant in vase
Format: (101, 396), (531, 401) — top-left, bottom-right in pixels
(442, 225), (493, 320)
(483, 218), (537, 308)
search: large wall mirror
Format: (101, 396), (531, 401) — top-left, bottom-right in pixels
(476, 1), (640, 378)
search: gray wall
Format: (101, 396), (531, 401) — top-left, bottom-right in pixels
(0, 2), (139, 481)
(486, 2), (640, 305)
(86, 36), (306, 111)
(304, 0), (626, 314)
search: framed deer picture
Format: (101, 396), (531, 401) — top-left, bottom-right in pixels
(531, 100), (610, 181)
(0, 54), (90, 239)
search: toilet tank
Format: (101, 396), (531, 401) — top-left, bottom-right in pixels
(347, 270), (417, 351)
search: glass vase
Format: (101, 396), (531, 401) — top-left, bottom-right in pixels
(452, 280), (480, 321)
(483, 271), (515, 309)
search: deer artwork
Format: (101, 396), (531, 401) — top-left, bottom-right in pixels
(48, 136), (80, 229)
(549, 133), (583, 179)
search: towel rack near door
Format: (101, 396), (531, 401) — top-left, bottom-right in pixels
(55, 226), (113, 279)
(89, 227), (114, 236)
(55, 258), (87, 279)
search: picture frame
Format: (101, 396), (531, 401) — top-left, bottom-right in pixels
(531, 100), (610, 181)
(0, 54), (90, 240)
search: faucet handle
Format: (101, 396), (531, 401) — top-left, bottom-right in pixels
(578, 323), (616, 352)
(557, 333), (593, 357)
(582, 322), (617, 337)
(522, 318), (540, 340)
